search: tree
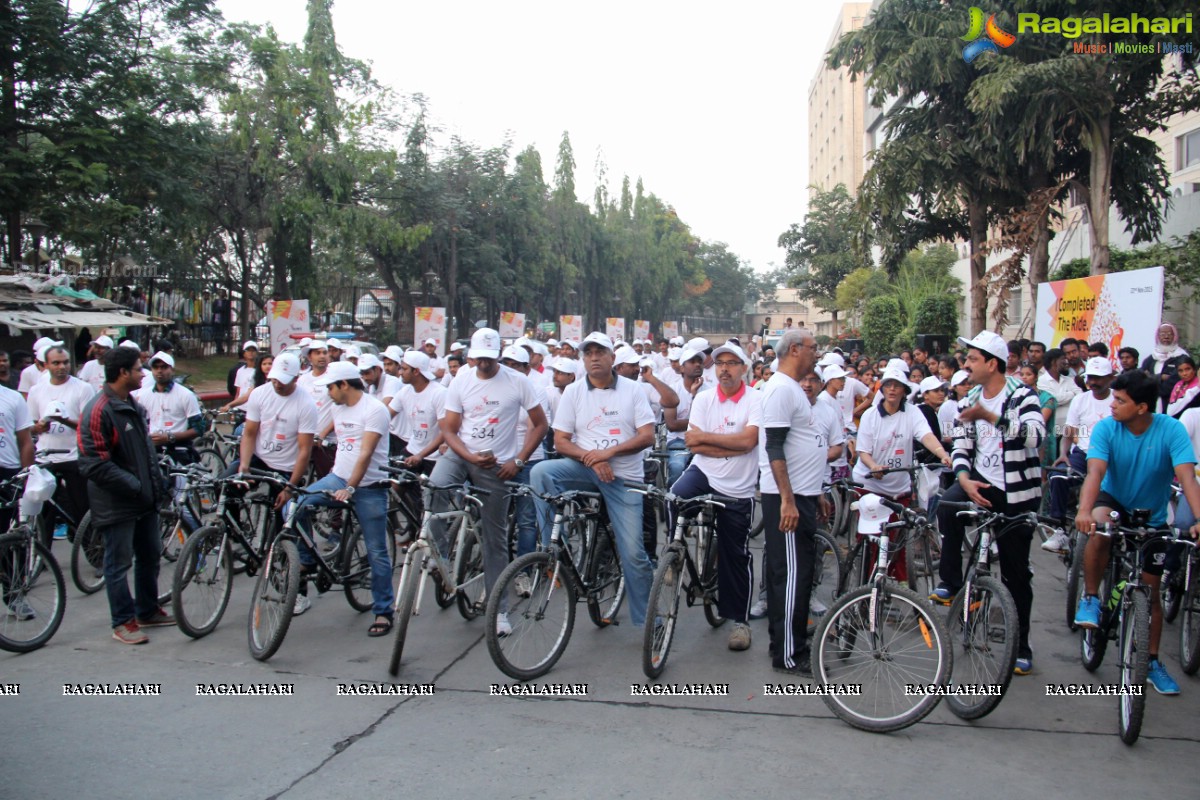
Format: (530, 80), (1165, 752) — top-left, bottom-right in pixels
(863, 295), (904, 356)
(913, 295), (959, 337)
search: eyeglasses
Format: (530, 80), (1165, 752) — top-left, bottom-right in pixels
(714, 359), (743, 368)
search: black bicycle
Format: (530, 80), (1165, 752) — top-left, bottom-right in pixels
(0, 465), (67, 652)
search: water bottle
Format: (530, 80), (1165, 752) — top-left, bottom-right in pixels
(1106, 580), (1126, 611)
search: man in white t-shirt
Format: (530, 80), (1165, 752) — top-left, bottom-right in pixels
(664, 345), (709, 487)
(530, 331), (655, 629)
(392, 350), (446, 472)
(1044, 356), (1114, 551)
(292, 360), (394, 633)
(17, 337), (59, 397)
(671, 343), (762, 651)
(380, 345), (404, 379)
(0, 370), (33, 541)
(359, 353), (403, 456)
(234, 352), (317, 508)
(296, 340), (336, 478)
(499, 345), (552, 578)
(421, 338), (447, 379)
(433, 328), (548, 633)
(27, 345), (95, 540)
(220, 341), (259, 411)
(132, 351), (204, 465)
(77, 335), (114, 391)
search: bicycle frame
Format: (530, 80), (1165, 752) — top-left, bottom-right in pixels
(394, 481), (483, 619)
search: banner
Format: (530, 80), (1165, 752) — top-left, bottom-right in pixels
(662, 321), (679, 341)
(1034, 266), (1164, 370)
(499, 311), (525, 339)
(559, 315), (583, 342)
(414, 307), (447, 356)
(538, 321), (557, 336)
(605, 317), (625, 342)
(633, 319), (650, 341)
(268, 299), (310, 356)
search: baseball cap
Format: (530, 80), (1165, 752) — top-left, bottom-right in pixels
(546, 338), (559, 347)
(854, 494), (892, 535)
(879, 368), (912, 393)
(669, 335), (685, 346)
(614, 347), (640, 366)
(581, 332), (614, 351)
(267, 352), (301, 385)
(119, 339), (140, 351)
(343, 345), (361, 360)
(43, 400), (68, 421)
(500, 345), (530, 364)
(1085, 357), (1114, 377)
(950, 369), (970, 387)
(449, 342), (465, 353)
(149, 351), (175, 368)
(818, 352), (846, 368)
(957, 331), (1009, 363)
(919, 375), (948, 394)
(381, 345), (404, 364)
(326, 338), (345, 350)
(560, 339), (579, 352)
(356, 353), (383, 372)
(306, 338), (328, 353)
(314, 361), (361, 386)
(531, 341), (550, 358)
(678, 346), (706, 364)
(886, 358), (911, 374)
(401, 350), (436, 381)
(711, 344), (749, 365)
(639, 357), (655, 370)
(821, 364), (848, 382)
(468, 328), (502, 359)
(668, 347), (682, 362)
(423, 338), (439, 347)
(91, 335), (115, 349)
(242, 339), (258, 351)
(36, 338), (64, 361)
(686, 337), (712, 353)
(550, 356), (578, 374)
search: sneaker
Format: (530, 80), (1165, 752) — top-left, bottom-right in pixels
(6, 597), (35, 620)
(112, 621), (148, 645)
(136, 608), (176, 627)
(1014, 655), (1033, 675)
(749, 599), (768, 620)
(514, 573), (532, 598)
(1040, 530), (1070, 554)
(929, 585), (956, 606)
(1147, 659), (1181, 695)
(728, 622), (751, 651)
(1074, 595), (1101, 629)
(293, 594), (312, 616)
(810, 596), (828, 616)
(496, 612), (512, 637)
(53, 523), (68, 541)
(773, 653), (813, 678)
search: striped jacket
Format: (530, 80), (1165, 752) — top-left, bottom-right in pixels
(950, 376), (1045, 507)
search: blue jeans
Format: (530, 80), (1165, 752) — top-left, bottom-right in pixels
(102, 512), (161, 628)
(514, 461), (538, 558)
(294, 474), (394, 617)
(530, 458), (652, 627)
(666, 438), (690, 488)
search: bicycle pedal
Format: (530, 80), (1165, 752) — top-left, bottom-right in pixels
(603, 618), (619, 626)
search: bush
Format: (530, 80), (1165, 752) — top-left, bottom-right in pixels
(892, 328), (914, 353)
(815, 334), (832, 347)
(863, 295), (903, 357)
(912, 295), (959, 337)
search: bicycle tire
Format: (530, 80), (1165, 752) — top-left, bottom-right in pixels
(643, 547), (685, 678)
(814, 582), (952, 733)
(1118, 590), (1150, 745)
(1162, 566), (1183, 624)
(1066, 534), (1085, 632)
(247, 539), (300, 661)
(158, 512), (188, 606)
(585, 521), (625, 628)
(196, 448), (226, 477)
(339, 519), (374, 613)
(454, 516), (486, 620)
(811, 529), (843, 628)
(698, 518), (724, 628)
(1180, 571), (1200, 675)
(387, 551), (424, 676)
(486, 551), (576, 681)
(69, 511), (105, 594)
(1081, 566), (1113, 672)
(429, 516), (456, 609)
(748, 497), (764, 539)
(944, 575), (1018, 720)
(905, 523), (939, 599)
(172, 525), (233, 639)
(0, 533), (66, 653)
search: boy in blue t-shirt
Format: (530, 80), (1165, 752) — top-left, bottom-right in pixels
(1074, 371), (1200, 696)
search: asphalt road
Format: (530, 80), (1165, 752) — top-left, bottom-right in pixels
(2, 533), (1198, 799)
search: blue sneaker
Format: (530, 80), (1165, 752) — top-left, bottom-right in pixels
(53, 523), (68, 540)
(1074, 595), (1101, 629)
(1014, 655), (1033, 675)
(1147, 659), (1180, 695)
(929, 585), (956, 605)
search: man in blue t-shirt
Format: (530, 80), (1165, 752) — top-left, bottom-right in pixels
(1073, 370), (1200, 696)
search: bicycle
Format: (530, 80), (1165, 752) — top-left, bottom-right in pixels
(485, 487), (625, 681)
(812, 492), (952, 733)
(0, 464), (67, 652)
(193, 409), (244, 475)
(1041, 465), (1087, 631)
(1175, 529), (1200, 675)
(387, 471), (486, 676)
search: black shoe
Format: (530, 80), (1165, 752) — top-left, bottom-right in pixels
(772, 654), (812, 678)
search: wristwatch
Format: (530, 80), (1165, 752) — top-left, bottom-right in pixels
(168, 432), (175, 444)
(514, 458), (526, 469)
(345, 485), (356, 496)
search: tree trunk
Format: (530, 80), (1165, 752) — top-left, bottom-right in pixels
(446, 223), (458, 339)
(1087, 114), (1113, 275)
(968, 194), (989, 335)
(831, 309), (839, 339)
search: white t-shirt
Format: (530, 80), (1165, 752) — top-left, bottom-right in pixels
(639, 380), (663, 421)
(515, 374), (550, 463)
(758, 372), (818, 495)
(667, 383), (696, 444)
(132, 381), (200, 440)
(836, 377), (870, 429)
(331, 394), (391, 484)
(688, 385), (763, 498)
(937, 399), (958, 441)
(77, 359), (106, 391)
(1180, 408), (1200, 481)
(818, 392), (848, 471)
(388, 384), (413, 439)
(27, 377), (95, 461)
(553, 374), (655, 482)
(445, 365), (540, 463)
(1038, 370), (1081, 439)
(1065, 390), (1113, 453)
(0, 385), (32, 468)
(852, 401), (933, 497)
(972, 389), (1008, 489)
(17, 363), (48, 394)
(297, 370), (334, 437)
(243, 383), (319, 472)
(367, 374), (403, 404)
(234, 365), (256, 399)
(392, 381), (447, 460)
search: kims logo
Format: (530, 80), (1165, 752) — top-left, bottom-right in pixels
(961, 7), (1016, 62)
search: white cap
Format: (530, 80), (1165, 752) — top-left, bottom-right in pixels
(500, 345), (530, 364)
(686, 337), (711, 353)
(43, 400), (68, 421)
(546, 338), (559, 347)
(148, 351), (175, 369)
(449, 342), (465, 352)
(314, 361), (362, 386)
(639, 356), (655, 369)
(854, 494), (892, 534)
(818, 352), (845, 368)
(669, 335), (685, 346)
(614, 347), (640, 366)
(343, 345), (361, 360)
(919, 375), (948, 394)
(550, 356), (578, 374)
(581, 331), (614, 351)
(423, 338), (439, 347)
(821, 364), (848, 382)
(710, 343), (749, 365)
(36, 338), (64, 361)
(119, 339), (140, 351)
(678, 346), (706, 364)
(402, 350), (436, 381)
(305, 338), (328, 352)
(886, 358), (910, 374)
(1085, 357), (1114, 377)
(879, 368), (912, 393)
(267, 352), (301, 385)
(91, 335), (115, 349)
(560, 339), (579, 352)
(326, 338), (345, 350)
(957, 331), (1009, 363)
(356, 353), (384, 372)
(531, 341), (550, 358)
(950, 369), (970, 387)
(381, 345), (404, 364)
(668, 347), (682, 362)
(469, 328), (502, 359)
(242, 339), (259, 351)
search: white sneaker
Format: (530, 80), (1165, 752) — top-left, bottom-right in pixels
(293, 595), (312, 616)
(749, 599), (768, 620)
(810, 596), (828, 616)
(514, 574), (532, 598)
(496, 612), (512, 637)
(1041, 530), (1070, 554)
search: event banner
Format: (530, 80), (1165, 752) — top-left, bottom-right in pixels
(414, 307), (447, 356)
(633, 319), (650, 341)
(499, 311), (525, 339)
(1034, 266), (1164, 368)
(559, 315), (583, 342)
(605, 317), (625, 342)
(662, 321), (679, 341)
(268, 298), (310, 355)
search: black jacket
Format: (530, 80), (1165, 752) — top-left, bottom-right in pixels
(1141, 353), (1189, 412)
(78, 387), (165, 526)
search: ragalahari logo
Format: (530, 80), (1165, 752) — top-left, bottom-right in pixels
(961, 7), (1016, 62)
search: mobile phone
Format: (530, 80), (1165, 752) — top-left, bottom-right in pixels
(478, 449), (494, 460)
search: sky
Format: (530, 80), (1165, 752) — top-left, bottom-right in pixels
(215, 0), (849, 274)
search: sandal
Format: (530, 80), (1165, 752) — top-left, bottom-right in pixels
(367, 616), (393, 637)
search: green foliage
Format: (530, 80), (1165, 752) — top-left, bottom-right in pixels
(1051, 232), (1200, 313)
(778, 184), (868, 322)
(863, 295), (904, 356)
(888, 245), (963, 321)
(913, 295), (959, 337)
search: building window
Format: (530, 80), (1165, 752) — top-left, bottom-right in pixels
(1179, 129), (1200, 171)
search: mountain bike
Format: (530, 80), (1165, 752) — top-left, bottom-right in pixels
(0, 465), (66, 652)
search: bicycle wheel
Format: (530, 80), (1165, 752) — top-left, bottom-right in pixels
(1081, 568), (1113, 672)
(748, 496), (764, 539)
(944, 576), (1018, 720)
(813, 583), (952, 733)
(454, 517), (486, 620)
(70, 511), (105, 594)
(196, 448), (226, 477)
(1118, 590), (1150, 745)
(172, 525), (233, 639)
(0, 532), (66, 652)
(486, 551), (576, 681)
(1162, 566), (1183, 624)
(697, 519), (724, 628)
(247, 539), (300, 661)
(1180, 572), (1200, 675)
(388, 552), (424, 676)
(643, 547), (685, 678)
(158, 511), (188, 605)
(586, 521), (625, 628)
(905, 524), (939, 599)
(340, 517), (374, 613)
(1066, 534), (1085, 632)
(811, 529), (843, 627)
